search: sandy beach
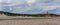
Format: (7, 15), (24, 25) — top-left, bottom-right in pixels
(0, 14), (60, 25)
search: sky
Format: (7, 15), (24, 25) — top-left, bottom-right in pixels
(0, 0), (60, 14)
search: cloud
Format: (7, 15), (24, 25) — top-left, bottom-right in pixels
(53, 9), (60, 15)
(0, 0), (26, 6)
(26, 0), (36, 6)
(0, 0), (60, 14)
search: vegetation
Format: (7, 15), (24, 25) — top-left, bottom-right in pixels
(3, 12), (46, 17)
(0, 12), (59, 17)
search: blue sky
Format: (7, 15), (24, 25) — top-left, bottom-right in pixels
(0, 0), (60, 14)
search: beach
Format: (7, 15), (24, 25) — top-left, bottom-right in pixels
(0, 14), (60, 25)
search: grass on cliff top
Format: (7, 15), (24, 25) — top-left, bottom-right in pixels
(3, 12), (45, 17)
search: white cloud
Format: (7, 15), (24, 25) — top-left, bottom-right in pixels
(0, 0), (60, 14)
(0, 0), (26, 6)
(42, 6), (60, 11)
(26, 0), (36, 6)
(0, 0), (3, 2)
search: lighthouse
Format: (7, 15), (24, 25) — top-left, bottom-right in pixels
(45, 11), (50, 17)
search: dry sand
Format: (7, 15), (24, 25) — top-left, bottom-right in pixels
(0, 14), (60, 25)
